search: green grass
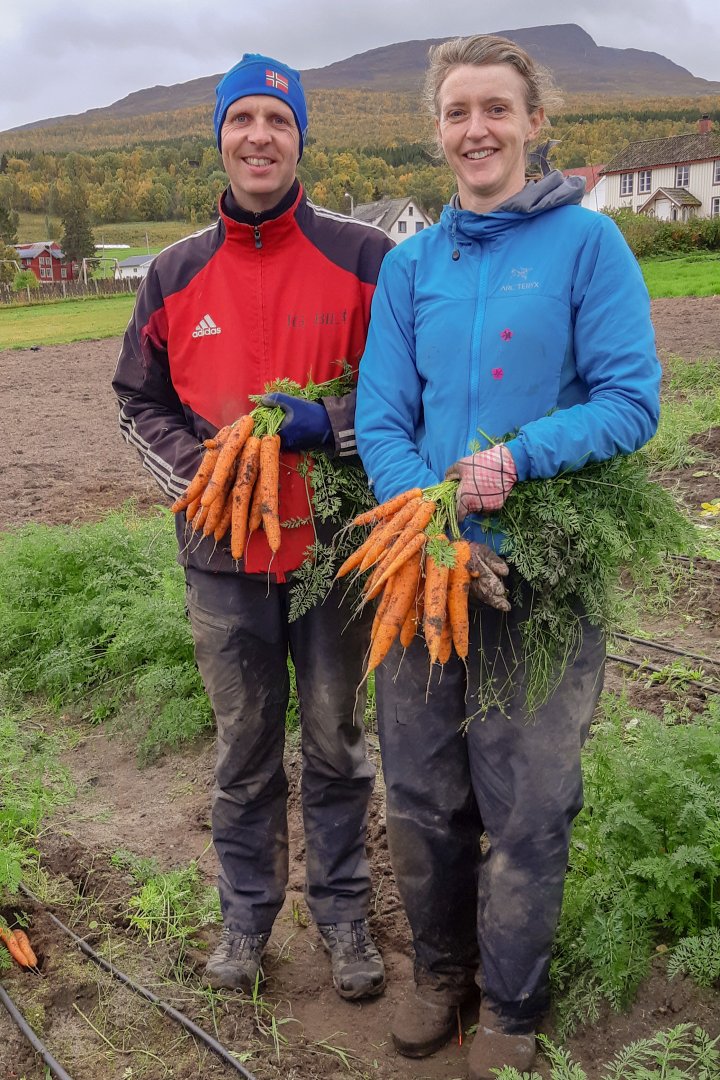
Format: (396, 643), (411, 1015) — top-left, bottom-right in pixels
(16, 212), (196, 248)
(640, 251), (720, 298)
(0, 294), (135, 348)
(646, 355), (720, 470)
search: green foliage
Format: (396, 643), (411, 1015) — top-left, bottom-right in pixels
(0, 294), (136, 348)
(667, 929), (720, 988)
(12, 268), (40, 292)
(609, 209), (720, 259)
(645, 357), (720, 471)
(0, 710), (73, 896)
(0, 203), (18, 244)
(551, 694), (720, 1034)
(0, 506), (212, 758)
(59, 187), (96, 263)
(496, 1024), (719, 1079)
(494, 452), (696, 712)
(126, 861), (221, 952)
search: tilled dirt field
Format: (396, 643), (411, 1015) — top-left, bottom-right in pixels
(0, 297), (719, 1079)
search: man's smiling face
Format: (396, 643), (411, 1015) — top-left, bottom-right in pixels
(220, 95), (300, 212)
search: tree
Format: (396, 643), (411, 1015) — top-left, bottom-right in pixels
(0, 242), (19, 284)
(0, 204), (18, 245)
(13, 268), (40, 292)
(60, 189), (95, 263)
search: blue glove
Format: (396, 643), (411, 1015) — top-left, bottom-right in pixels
(261, 392), (334, 453)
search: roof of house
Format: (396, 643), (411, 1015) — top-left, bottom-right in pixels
(639, 186), (703, 211)
(602, 132), (720, 174)
(14, 242), (65, 260)
(351, 197), (427, 231)
(561, 165), (606, 193)
(117, 255), (154, 268)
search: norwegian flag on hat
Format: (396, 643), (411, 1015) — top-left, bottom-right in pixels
(266, 69), (289, 93)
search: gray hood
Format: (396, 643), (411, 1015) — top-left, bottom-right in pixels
(450, 170), (585, 216)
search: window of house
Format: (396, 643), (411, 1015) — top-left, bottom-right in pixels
(637, 170), (652, 194)
(61, 267), (67, 279)
(40, 266), (52, 279)
(675, 164), (689, 187)
(415, 221), (424, 233)
(712, 196), (720, 218)
(408, 205), (413, 216)
(397, 220), (407, 234)
(714, 160), (720, 184)
(620, 173), (633, 196)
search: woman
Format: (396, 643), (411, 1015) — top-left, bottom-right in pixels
(355, 34), (660, 1080)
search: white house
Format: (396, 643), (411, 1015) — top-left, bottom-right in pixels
(561, 165), (608, 212)
(601, 117), (720, 220)
(350, 197), (432, 242)
(115, 254), (154, 280)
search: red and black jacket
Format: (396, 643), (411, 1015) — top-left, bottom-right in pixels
(113, 182), (393, 578)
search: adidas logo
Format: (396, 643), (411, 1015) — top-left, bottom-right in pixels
(192, 313), (222, 338)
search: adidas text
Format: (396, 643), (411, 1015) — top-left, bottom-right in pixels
(192, 314), (222, 338)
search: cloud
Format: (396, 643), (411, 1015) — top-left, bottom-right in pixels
(1, 0), (718, 131)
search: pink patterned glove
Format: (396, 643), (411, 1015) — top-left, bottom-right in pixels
(446, 444), (517, 520)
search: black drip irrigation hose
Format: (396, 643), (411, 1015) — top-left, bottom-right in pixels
(0, 982), (75, 1080)
(19, 883), (260, 1080)
(612, 631), (720, 669)
(606, 652), (719, 695)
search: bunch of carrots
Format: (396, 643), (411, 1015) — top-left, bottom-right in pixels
(0, 925), (38, 971)
(336, 480), (476, 675)
(171, 405), (283, 561)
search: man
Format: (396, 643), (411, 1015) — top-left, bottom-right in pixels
(112, 53), (393, 1000)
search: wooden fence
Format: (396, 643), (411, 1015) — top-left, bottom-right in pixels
(0, 277), (139, 307)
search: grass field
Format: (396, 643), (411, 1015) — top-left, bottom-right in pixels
(640, 252), (720, 298)
(0, 294), (135, 349)
(17, 212), (196, 248)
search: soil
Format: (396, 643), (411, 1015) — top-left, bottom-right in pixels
(0, 297), (719, 1080)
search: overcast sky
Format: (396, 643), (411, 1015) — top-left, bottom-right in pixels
(2, 0), (718, 133)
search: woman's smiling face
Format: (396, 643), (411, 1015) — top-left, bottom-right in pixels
(436, 63), (544, 213)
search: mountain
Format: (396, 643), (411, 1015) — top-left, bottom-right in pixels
(8, 23), (720, 134)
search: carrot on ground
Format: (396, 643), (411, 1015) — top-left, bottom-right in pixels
(231, 436), (261, 560)
(12, 929), (38, 968)
(201, 414), (255, 508)
(171, 448), (221, 513)
(258, 433), (282, 554)
(351, 487), (424, 528)
(367, 552), (422, 673)
(0, 927), (32, 969)
(424, 549), (450, 665)
(447, 539), (472, 660)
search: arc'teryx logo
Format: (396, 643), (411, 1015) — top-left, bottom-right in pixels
(192, 314), (222, 338)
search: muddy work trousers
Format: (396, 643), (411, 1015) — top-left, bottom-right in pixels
(185, 568), (375, 934)
(376, 588), (605, 1033)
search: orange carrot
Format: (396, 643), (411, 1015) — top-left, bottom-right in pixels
(248, 467), (265, 535)
(0, 927), (32, 969)
(371, 575), (397, 641)
(190, 501), (210, 534)
(365, 531), (428, 601)
(213, 498), (234, 543)
(335, 519), (389, 579)
(171, 447), (221, 512)
(399, 573), (424, 648)
(231, 436), (261, 560)
(358, 496), (424, 572)
(12, 929), (38, 968)
(352, 487), (424, 527)
(201, 414), (255, 508)
(367, 553), (422, 673)
(447, 539), (472, 660)
(258, 434), (282, 554)
(437, 611), (453, 665)
(203, 424), (233, 450)
(424, 550), (450, 665)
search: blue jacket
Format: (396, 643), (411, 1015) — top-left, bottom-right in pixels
(355, 172), (661, 548)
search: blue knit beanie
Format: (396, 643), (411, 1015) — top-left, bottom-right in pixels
(214, 54), (308, 158)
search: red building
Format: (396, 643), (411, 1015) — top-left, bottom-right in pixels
(14, 242), (79, 282)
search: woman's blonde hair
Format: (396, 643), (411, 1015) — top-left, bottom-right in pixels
(423, 34), (562, 120)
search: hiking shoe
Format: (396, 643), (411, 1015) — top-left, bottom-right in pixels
(317, 919), (386, 1000)
(204, 928), (269, 992)
(467, 1005), (536, 1080)
(391, 990), (458, 1058)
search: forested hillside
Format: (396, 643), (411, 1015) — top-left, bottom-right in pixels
(1, 96), (718, 225)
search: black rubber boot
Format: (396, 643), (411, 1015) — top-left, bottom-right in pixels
(317, 919), (386, 1000)
(204, 929), (270, 992)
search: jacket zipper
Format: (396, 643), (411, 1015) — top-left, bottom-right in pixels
(468, 245), (490, 451)
(254, 225), (262, 250)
